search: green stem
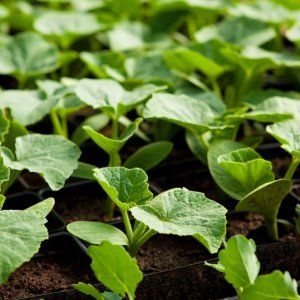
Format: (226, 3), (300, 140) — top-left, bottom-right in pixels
(17, 75), (27, 89)
(105, 199), (115, 220)
(266, 218), (278, 240)
(111, 118), (119, 139)
(211, 78), (222, 100)
(130, 229), (156, 256)
(131, 222), (147, 243)
(236, 68), (252, 107)
(108, 152), (121, 167)
(122, 210), (133, 243)
(50, 110), (66, 137)
(285, 158), (299, 180)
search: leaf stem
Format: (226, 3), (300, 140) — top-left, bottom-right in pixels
(122, 210), (133, 243)
(265, 218), (278, 240)
(50, 110), (67, 137)
(111, 118), (119, 139)
(130, 228), (156, 256)
(285, 158), (299, 180)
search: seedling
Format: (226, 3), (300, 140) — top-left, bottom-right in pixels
(206, 235), (300, 299)
(208, 141), (292, 239)
(68, 166), (227, 256)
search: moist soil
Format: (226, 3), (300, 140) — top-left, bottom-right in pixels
(1, 212), (297, 300)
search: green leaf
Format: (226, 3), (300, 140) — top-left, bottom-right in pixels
(88, 242), (143, 299)
(240, 271), (300, 300)
(164, 47), (226, 79)
(67, 221), (128, 246)
(0, 198), (54, 283)
(123, 141), (173, 171)
(94, 167), (153, 211)
(0, 155), (10, 190)
(83, 118), (141, 155)
(217, 235), (260, 289)
(0, 195), (5, 210)
(0, 109), (9, 142)
(107, 21), (148, 52)
(34, 11), (103, 47)
(0, 90), (57, 126)
(208, 140), (248, 200)
(143, 93), (217, 134)
(72, 162), (97, 181)
(71, 113), (110, 146)
(195, 17), (276, 47)
(131, 188), (227, 253)
(218, 148), (274, 198)
(75, 79), (163, 117)
(0, 32), (59, 78)
(236, 179), (292, 225)
(267, 119), (300, 159)
(185, 130), (208, 165)
(8, 134), (81, 191)
(73, 283), (104, 300)
(80, 51), (126, 81)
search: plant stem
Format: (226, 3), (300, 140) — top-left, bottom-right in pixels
(108, 152), (121, 167)
(130, 229), (156, 256)
(285, 158), (299, 180)
(105, 200), (115, 220)
(111, 118), (119, 139)
(122, 210), (133, 243)
(266, 218), (278, 240)
(50, 110), (66, 137)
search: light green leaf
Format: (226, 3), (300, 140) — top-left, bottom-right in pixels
(83, 118), (141, 155)
(71, 113), (110, 146)
(131, 188), (227, 253)
(0, 195), (5, 210)
(0, 155), (10, 189)
(107, 21), (148, 52)
(218, 235), (260, 289)
(75, 79), (163, 117)
(0, 32), (59, 78)
(67, 221), (128, 246)
(9, 134), (81, 191)
(143, 93), (217, 134)
(94, 167), (153, 211)
(0, 90), (58, 126)
(240, 271), (300, 300)
(267, 119), (300, 159)
(0, 109), (9, 142)
(73, 283), (104, 300)
(236, 179), (292, 227)
(88, 242), (143, 299)
(34, 11), (102, 47)
(0, 198), (54, 283)
(208, 140), (248, 201)
(195, 17), (276, 47)
(218, 148), (274, 198)
(123, 141), (173, 171)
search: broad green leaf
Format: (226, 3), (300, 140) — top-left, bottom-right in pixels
(267, 120), (300, 159)
(123, 141), (173, 171)
(218, 148), (274, 197)
(67, 221), (128, 246)
(80, 51), (126, 81)
(228, 0), (290, 24)
(0, 90), (57, 126)
(131, 188), (227, 253)
(94, 167), (153, 211)
(287, 22), (300, 46)
(0, 109), (9, 142)
(8, 134), (81, 191)
(125, 52), (175, 85)
(164, 47), (226, 79)
(73, 283), (105, 300)
(71, 113), (110, 146)
(83, 118), (141, 154)
(240, 271), (300, 300)
(75, 79), (163, 117)
(0, 198), (54, 283)
(143, 93), (217, 134)
(217, 235), (260, 289)
(0, 32), (59, 78)
(0, 155), (10, 190)
(208, 140), (248, 201)
(195, 17), (276, 47)
(236, 179), (292, 226)
(107, 21), (148, 51)
(88, 242), (143, 299)
(34, 11), (103, 47)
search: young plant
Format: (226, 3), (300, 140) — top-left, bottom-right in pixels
(206, 235), (300, 299)
(67, 166), (227, 256)
(0, 155), (54, 284)
(74, 241), (143, 300)
(208, 141), (292, 239)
